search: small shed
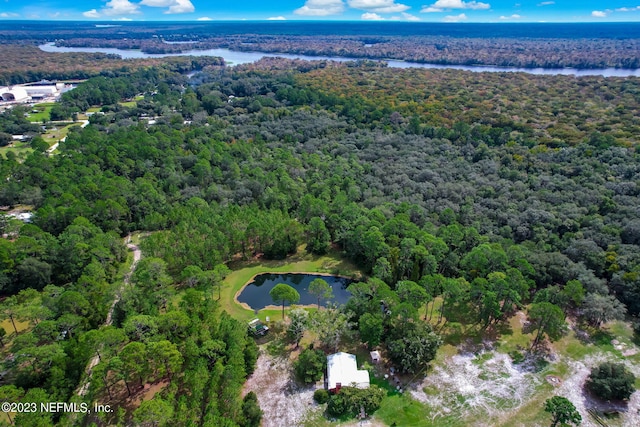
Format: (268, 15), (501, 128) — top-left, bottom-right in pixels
(370, 350), (381, 363)
(327, 352), (370, 392)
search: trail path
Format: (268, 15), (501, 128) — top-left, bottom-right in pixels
(76, 235), (141, 397)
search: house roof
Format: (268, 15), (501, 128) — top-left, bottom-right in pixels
(327, 352), (370, 390)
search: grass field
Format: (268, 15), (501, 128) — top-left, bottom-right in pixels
(119, 95), (144, 108)
(0, 141), (33, 160)
(26, 102), (56, 122)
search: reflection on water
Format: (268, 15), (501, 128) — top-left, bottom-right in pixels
(237, 273), (353, 311)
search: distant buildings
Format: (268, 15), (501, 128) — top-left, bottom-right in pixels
(0, 80), (73, 104)
(0, 87), (29, 102)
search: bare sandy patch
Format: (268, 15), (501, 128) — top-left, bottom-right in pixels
(243, 350), (317, 427)
(410, 351), (541, 426)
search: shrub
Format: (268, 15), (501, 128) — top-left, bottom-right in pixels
(313, 389), (330, 404)
(327, 385), (386, 418)
(509, 350), (525, 364)
(294, 348), (326, 384)
(586, 362), (636, 401)
(241, 391), (263, 427)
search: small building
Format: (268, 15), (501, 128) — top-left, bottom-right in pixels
(327, 352), (370, 392)
(370, 350), (381, 363)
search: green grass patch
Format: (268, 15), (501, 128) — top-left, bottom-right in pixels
(0, 318), (30, 336)
(376, 394), (462, 427)
(26, 102), (56, 122)
(0, 141), (33, 160)
(496, 314), (532, 354)
(42, 122), (80, 145)
(119, 100), (138, 108)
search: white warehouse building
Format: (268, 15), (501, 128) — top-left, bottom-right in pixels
(1, 87), (30, 102)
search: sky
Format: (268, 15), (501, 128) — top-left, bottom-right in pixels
(1, 0), (640, 23)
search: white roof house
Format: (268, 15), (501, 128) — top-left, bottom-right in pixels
(327, 352), (370, 391)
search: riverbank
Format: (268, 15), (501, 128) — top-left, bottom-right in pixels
(38, 43), (640, 77)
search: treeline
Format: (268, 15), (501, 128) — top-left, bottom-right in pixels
(0, 44), (223, 86)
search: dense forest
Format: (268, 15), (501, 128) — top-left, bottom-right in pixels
(1, 54), (639, 425)
(3, 21), (639, 69)
(0, 44), (224, 86)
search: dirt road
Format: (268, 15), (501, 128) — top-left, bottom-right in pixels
(76, 236), (141, 397)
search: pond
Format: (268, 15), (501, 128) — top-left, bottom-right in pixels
(237, 273), (353, 311)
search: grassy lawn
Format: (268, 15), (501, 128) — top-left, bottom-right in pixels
(0, 318), (30, 337)
(220, 248), (360, 323)
(496, 313), (533, 354)
(41, 122), (82, 145)
(0, 141), (33, 160)
(375, 394), (462, 427)
(26, 102), (56, 122)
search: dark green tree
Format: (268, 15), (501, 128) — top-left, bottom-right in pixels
(240, 391), (263, 427)
(269, 283), (300, 320)
(544, 396), (581, 427)
(586, 362), (636, 401)
(307, 217), (331, 255)
(387, 322), (441, 373)
(133, 397), (174, 427)
(527, 302), (566, 349)
(308, 278), (333, 309)
(294, 348), (326, 384)
(358, 312), (384, 350)
(327, 385), (386, 418)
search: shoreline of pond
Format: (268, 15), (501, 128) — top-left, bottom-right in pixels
(234, 270), (354, 313)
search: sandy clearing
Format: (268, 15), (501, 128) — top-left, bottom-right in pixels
(410, 351), (541, 426)
(556, 354), (640, 427)
(243, 350), (317, 427)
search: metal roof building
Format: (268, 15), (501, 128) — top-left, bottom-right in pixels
(1, 87), (29, 102)
(327, 352), (370, 391)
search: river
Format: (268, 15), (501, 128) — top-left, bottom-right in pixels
(39, 43), (640, 77)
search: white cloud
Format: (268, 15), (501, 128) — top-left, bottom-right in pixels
(499, 14), (521, 19)
(140, 0), (173, 5)
(166, 0), (194, 14)
(197, 16), (212, 20)
(442, 12), (467, 22)
(0, 12), (19, 18)
(83, 9), (101, 18)
(616, 6), (640, 12)
(591, 10), (608, 17)
(294, 0), (345, 16)
(400, 11), (420, 20)
(113, 17), (133, 21)
(362, 12), (384, 19)
(103, 0), (140, 16)
(421, 0), (489, 13)
(537, 1), (554, 5)
(140, 0), (194, 14)
(267, 16), (287, 20)
(348, 0), (410, 13)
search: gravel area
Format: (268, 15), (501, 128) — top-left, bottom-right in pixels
(242, 350), (317, 427)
